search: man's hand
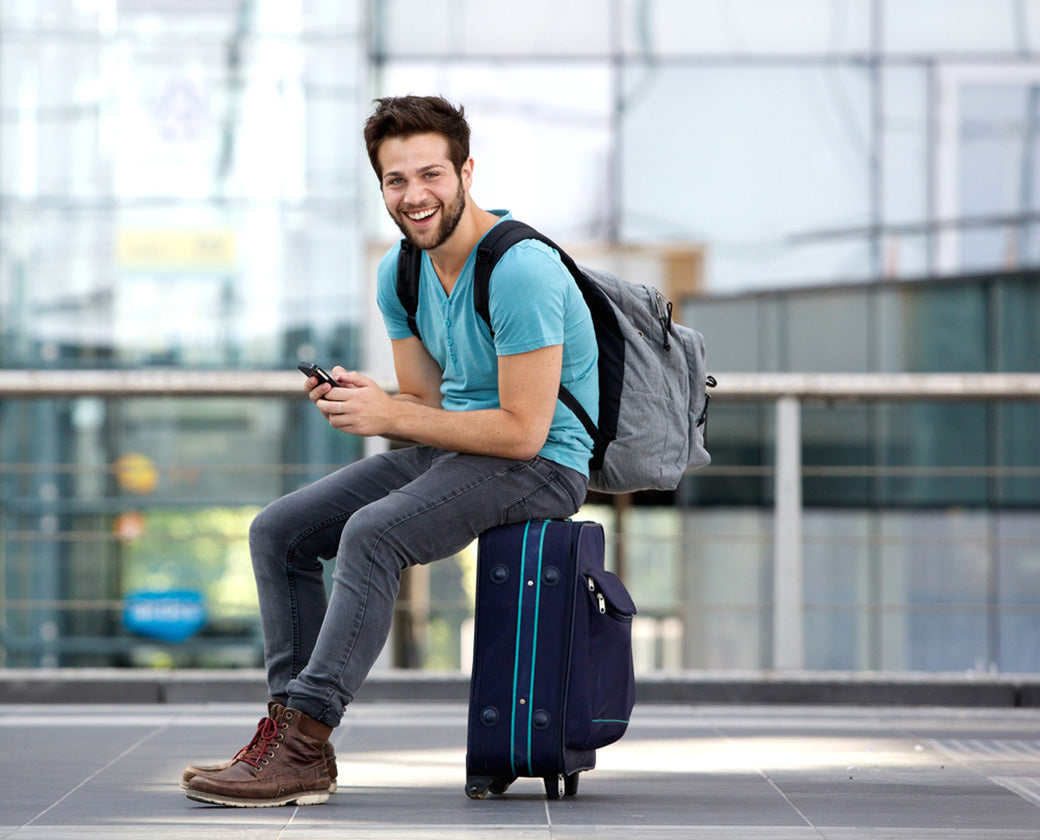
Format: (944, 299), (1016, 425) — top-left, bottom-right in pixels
(303, 341), (562, 459)
(313, 368), (395, 438)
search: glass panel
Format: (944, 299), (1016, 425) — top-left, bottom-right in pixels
(882, 233), (931, 280)
(681, 297), (764, 373)
(620, 64), (873, 291)
(993, 274), (1040, 505)
(802, 404), (874, 506)
(997, 512), (1040, 671)
(958, 84), (1040, 272)
(784, 288), (871, 372)
(803, 511), (872, 669)
(374, 0), (612, 57)
(681, 509), (771, 669)
(621, 0), (874, 56)
(885, 0), (1021, 54)
(878, 511), (990, 671)
(882, 66), (928, 226)
(681, 403), (768, 507)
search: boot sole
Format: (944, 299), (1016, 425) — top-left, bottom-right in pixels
(180, 778), (337, 793)
(185, 789), (330, 807)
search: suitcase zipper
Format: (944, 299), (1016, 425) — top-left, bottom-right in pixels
(587, 574), (634, 621)
(588, 577), (606, 614)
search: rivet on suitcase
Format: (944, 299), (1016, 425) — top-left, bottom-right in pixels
(465, 519), (637, 800)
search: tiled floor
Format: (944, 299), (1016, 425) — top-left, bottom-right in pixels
(3, 702), (1040, 839)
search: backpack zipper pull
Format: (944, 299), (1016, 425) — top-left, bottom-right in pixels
(653, 289), (673, 351)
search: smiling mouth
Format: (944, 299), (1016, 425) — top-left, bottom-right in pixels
(404, 207), (438, 222)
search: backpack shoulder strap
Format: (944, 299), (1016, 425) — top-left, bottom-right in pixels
(395, 221), (606, 457)
(473, 220), (584, 336)
(395, 239), (424, 340)
(397, 221), (584, 340)
(474, 220), (607, 454)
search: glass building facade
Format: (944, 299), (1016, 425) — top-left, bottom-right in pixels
(679, 271), (1040, 672)
(2, 0), (1039, 673)
(1, 0), (368, 666)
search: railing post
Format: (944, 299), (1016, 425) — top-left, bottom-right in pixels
(773, 396), (804, 670)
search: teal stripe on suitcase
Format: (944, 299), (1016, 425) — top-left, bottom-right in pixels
(508, 520), (551, 777)
(525, 521), (548, 776)
(508, 520), (532, 774)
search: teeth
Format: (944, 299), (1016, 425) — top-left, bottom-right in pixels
(406, 208), (437, 221)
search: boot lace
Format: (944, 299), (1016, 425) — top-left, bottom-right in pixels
(236, 716), (283, 768)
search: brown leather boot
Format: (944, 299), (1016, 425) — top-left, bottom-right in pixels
(180, 702), (338, 792)
(184, 707), (332, 807)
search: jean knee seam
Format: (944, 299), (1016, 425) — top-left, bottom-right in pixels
(284, 513), (351, 678)
(320, 550), (380, 712)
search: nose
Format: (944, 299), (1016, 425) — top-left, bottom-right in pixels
(402, 178), (430, 208)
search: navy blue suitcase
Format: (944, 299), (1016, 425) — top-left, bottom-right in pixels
(465, 519), (637, 799)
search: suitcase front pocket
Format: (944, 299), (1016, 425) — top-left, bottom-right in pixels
(566, 570), (637, 751)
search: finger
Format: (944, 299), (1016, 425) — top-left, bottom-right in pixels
(308, 381), (332, 402)
(339, 370), (373, 389)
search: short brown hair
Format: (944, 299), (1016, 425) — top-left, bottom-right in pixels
(363, 95), (470, 181)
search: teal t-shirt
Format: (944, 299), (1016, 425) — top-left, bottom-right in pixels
(376, 211), (599, 476)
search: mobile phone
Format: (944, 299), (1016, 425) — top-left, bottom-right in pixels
(297, 362), (340, 388)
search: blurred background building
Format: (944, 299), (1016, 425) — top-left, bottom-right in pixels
(1, 0), (1038, 674)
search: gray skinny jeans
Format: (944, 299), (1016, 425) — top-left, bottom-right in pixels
(249, 445), (588, 728)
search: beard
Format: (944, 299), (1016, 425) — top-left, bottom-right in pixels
(390, 178), (466, 251)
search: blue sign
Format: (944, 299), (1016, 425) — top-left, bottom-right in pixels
(123, 590), (206, 643)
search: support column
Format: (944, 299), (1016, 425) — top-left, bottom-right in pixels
(773, 397), (804, 670)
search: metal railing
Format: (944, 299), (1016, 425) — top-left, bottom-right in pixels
(4, 369), (1039, 400)
(716, 372), (1040, 670)
(2, 370), (1040, 672)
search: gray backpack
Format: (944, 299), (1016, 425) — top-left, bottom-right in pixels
(396, 220), (715, 493)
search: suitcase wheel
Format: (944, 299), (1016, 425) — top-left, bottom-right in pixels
(465, 778), (489, 800)
(465, 776), (515, 799)
(489, 777), (516, 795)
(543, 772), (580, 800)
(467, 777), (490, 798)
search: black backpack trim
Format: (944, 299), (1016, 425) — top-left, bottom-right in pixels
(394, 221), (621, 471)
(396, 239), (424, 342)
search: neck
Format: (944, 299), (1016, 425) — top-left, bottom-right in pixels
(426, 204), (501, 291)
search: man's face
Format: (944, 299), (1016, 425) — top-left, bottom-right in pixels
(378, 133), (470, 252)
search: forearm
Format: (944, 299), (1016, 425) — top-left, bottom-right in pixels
(386, 400), (546, 461)
(380, 393), (437, 443)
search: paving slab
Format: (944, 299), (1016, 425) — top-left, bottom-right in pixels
(2, 703), (1040, 839)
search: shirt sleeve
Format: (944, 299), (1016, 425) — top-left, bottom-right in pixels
(487, 240), (572, 356)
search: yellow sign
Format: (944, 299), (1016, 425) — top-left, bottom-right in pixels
(117, 228), (237, 270)
(114, 452), (160, 495)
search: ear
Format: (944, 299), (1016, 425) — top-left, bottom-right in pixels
(461, 157), (474, 191)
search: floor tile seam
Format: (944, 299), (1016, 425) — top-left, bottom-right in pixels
(990, 775), (1040, 809)
(14, 714), (180, 831)
(929, 737), (1040, 758)
(926, 737), (1040, 769)
(214, 824), (807, 833)
(7, 828), (1040, 837)
(920, 739), (1040, 812)
(713, 723), (824, 836)
(749, 762), (831, 839)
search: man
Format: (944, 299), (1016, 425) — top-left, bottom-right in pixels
(182, 95), (598, 807)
